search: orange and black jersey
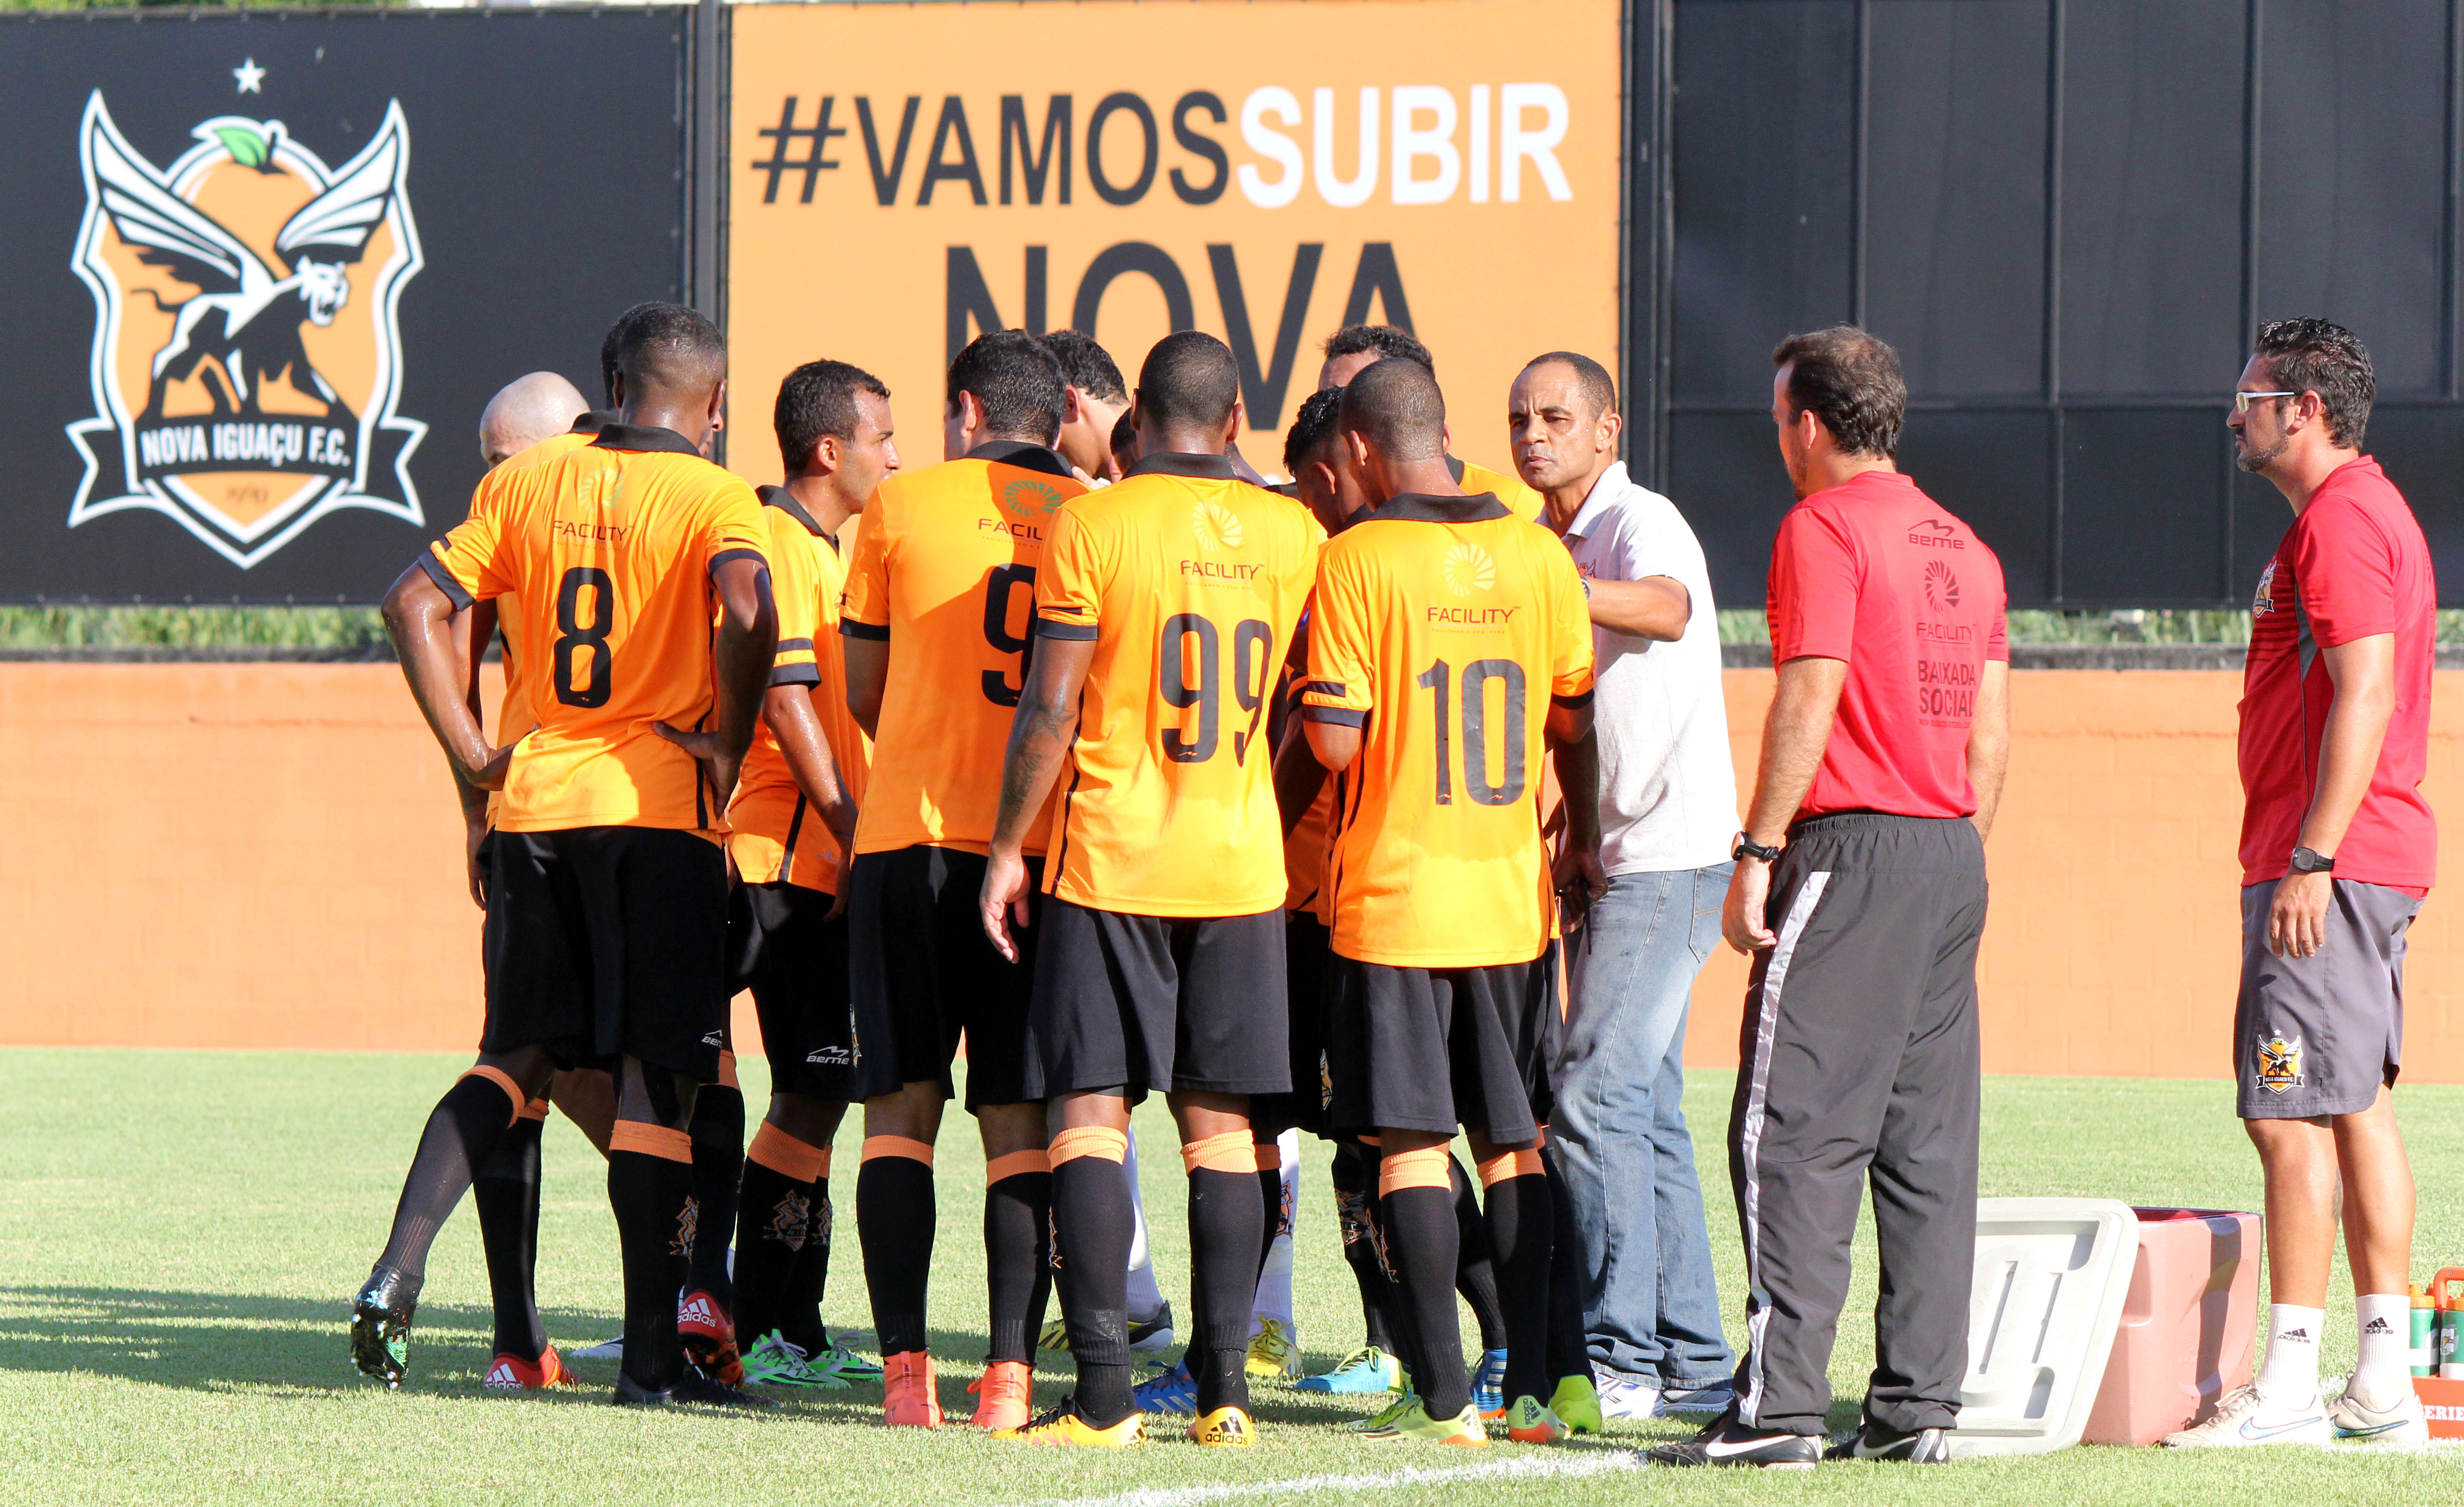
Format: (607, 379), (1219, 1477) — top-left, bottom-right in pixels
(1456, 457), (1544, 524)
(1302, 492), (1593, 967)
(729, 488), (872, 893)
(841, 441), (1086, 856)
(423, 422), (768, 835)
(1036, 452), (1325, 917)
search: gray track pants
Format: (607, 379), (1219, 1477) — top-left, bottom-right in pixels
(1727, 812), (1986, 1436)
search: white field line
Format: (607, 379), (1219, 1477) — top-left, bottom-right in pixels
(1003, 1451), (1646, 1507)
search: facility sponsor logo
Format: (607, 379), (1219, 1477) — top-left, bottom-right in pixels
(67, 91), (426, 568)
(1923, 559), (1961, 613)
(1442, 541), (1496, 597)
(1194, 499), (1245, 552)
(997, 476), (1066, 529)
(2257, 1033), (2305, 1093)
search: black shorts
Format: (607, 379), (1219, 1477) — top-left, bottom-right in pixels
(848, 845), (1040, 1109)
(482, 826), (730, 1082)
(1024, 897), (1289, 1106)
(1251, 911), (1333, 1137)
(727, 880), (864, 1101)
(1324, 948), (1556, 1146)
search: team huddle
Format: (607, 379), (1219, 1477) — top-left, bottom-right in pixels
(351, 305), (1631, 1448)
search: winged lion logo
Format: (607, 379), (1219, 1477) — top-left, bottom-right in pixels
(66, 92), (426, 568)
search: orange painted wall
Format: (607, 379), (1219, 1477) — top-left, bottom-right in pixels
(2, 663), (2456, 1080)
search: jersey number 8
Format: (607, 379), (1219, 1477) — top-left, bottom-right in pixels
(553, 565), (614, 708)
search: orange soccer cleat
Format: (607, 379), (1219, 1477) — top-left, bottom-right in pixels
(882, 1349), (942, 1427)
(968, 1359), (1034, 1431)
(482, 1343), (580, 1391)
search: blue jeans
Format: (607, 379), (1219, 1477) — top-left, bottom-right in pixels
(1551, 863), (1733, 1384)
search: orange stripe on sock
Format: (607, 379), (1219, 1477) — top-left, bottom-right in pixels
(717, 1050), (740, 1090)
(1255, 1141), (1282, 1173)
(518, 1097), (550, 1123)
(985, 1149), (1051, 1185)
(1182, 1129), (1253, 1176)
(1378, 1145), (1452, 1197)
(1047, 1125), (1128, 1166)
(610, 1120), (694, 1164)
(460, 1065), (525, 1122)
(747, 1122), (826, 1182)
(1476, 1149), (1546, 1188)
(861, 1135), (934, 1167)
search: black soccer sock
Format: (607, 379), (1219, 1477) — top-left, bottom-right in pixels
(780, 1176), (835, 1355)
(1187, 1153), (1264, 1416)
(1332, 1143), (1396, 1352)
(472, 1104), (547, 1361)
(1383, 1176), (1471, 1420)
(856, 1139), (936, 1358)
(984, 1157), (1052, 1365)
(376, 1069), (525, 1280)
(1542, 1146), (1590, 1385)
(684, 1076), (745, 1311)
(1255, 1162), (1284, 1279)
(733, 1123), (827, 1349)
(1480, 1161), (1554, 1406)
(608, 1123), (696, 1392)
(1450, 1152), (1509, 1354)
(1049, 1130), (1136, 1427)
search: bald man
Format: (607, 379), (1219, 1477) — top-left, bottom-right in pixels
(478, 372), (591, 468)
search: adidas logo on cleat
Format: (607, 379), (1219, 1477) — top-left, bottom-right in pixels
(483, 1359), (521, 1388)
(679, 1295), (722, 1330)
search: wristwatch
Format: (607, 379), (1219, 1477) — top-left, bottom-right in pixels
(2288, 846), (2335, 874)
(1732, 832), (1782, 864)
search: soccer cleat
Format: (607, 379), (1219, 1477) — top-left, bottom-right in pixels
(1468, 1347), (1509, 1414)
(881, 1349), (942, 1427)
(968, 1359), (1034, 1431)
(1187, 1405), (1258, 1446)
(610, 1359), (777, 1410)
(1591, 1362), (1660, 1421)
(2329, 1375), (2429, 1445)
(676, 1290), (743, 1386)
(1298, 1345), (1404, 1394)
(1501, 1395), (1567, 1443)
(998, 1398), (1145, 1447)
(2160, 1383), (2330, 1447)
(1132, 1357), (1198, 1416)
(1247, 1317), (1302, 1380)
(1658, 1379), (1738, 1417)
(1361, 1398), (1488, 1446)
(348, 1264), (421, 1390)
(1823, 1420), (1951, 1462)
(482, 1344), (579, 1391)
(809, 1343), (883, 1382)
(1548, 1373), (1603, 1436)
(739, 1332), (849, 1390)
(1647, 1412), (1822, 1469)
(1036, 1319), (1070, 1352)
(1039, 1303), (1175, 1356)
(569, 1334), (624, 1361)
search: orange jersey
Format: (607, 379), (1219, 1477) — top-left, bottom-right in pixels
(841, 442), (1087, 855)
(1458, 457), (1544, 524)
(1036, 453), (1324, 917)
(479, 433), (594, 831)
(423, 422), (768, 835)
(1302, 493), (1594, 966)
(729, 488), (873, 892)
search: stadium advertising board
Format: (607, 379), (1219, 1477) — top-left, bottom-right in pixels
(726, 0), (1625, 484)
(0, 11), (690, 603)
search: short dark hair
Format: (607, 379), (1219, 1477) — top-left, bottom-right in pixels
(1771, 325), (1904, 458)
(774, 359), (890, 472)
(614, 302), (726, 397)
(1283, 387), (1345, 473)
(1323, 323), (1434, 376)
(598, 302), (665, 405)
(2254, 317), (2375, 448)
(946, 329), (1066, 444)
(1523, 351), (1618, 419)
(1109, 408), (1139, 469)
(1137, 330), (1243, 434)
(1337, 358), (1446, 463)
(1036, 329), (1127, 403)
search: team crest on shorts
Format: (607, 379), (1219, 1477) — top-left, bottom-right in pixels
(66, 92), (426, 568)
(2257, 1033), (2306, 1093)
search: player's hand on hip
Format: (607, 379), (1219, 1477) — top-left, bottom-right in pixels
(463, 728), (529, 792)
(980, 849), (1032, 963)
(2268, 869), (2333, 960)
(1723, 858), (1777, 954)
(652, 721), (742, 812)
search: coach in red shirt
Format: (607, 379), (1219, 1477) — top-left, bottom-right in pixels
(2166, 320), (2437, 1451)
(1651, 327), (2009, 1470)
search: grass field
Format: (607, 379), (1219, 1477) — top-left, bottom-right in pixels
(1, 1050), (2458, 1504)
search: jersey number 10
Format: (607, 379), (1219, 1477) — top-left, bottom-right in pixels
(1416, 658), (1527, 805)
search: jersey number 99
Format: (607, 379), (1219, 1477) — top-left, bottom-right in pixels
(1159, 612), (1274, 764)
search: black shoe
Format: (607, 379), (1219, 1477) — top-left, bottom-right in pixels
(612, 1360), (778, 1410)
(1823, 1420), (1951, 1463)
(349, 1264), (421, 1390)
(1130, 1301), (1174, 1353)
(1646, 1412), (1822, 1469)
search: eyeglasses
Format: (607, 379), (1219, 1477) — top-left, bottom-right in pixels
(2232, 390), (2296, 415)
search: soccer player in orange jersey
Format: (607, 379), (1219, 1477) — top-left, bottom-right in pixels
(1317, 325), (1545, 523)
(1296, 358), (1595, 1446)
(836, 331), (1085, 1430)
(980, 331), (1324, 1448)
(358, 304), (777, 1409)
(723, 360), (900, 1392)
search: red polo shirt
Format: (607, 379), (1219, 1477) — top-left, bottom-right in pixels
(1767, 470), (2008, 822)
(2237, 455), (2437, 893)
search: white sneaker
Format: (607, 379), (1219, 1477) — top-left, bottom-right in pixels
(1590, 1362), (1660, 1421)
(2160, 1383), (2331, 1447)
(2330, 1375), (2428, 1445)
(569, 1334), (624, 1361)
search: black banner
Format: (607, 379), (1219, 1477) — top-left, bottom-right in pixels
(0, 10), (689, 602)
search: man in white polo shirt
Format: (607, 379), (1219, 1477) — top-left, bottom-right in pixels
(1511, 351), (1739, 1421)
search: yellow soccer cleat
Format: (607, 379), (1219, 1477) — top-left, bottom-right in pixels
(1548, 1373), (1603, 1436)
(1502, 1395), (1568, 1443)
(997, 1400), (1146, 1448)
(1188, 1405), (1258, 1446)
(1361, 1398), (1488, 1446)
(1246, 1317), (1302, 1380)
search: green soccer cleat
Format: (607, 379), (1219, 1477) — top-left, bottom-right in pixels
(1361, 1398), (1487, 1446)
(348, 1264), (420, 1390)
(1351, 1391), (1421, 1433)
(1299, 1345), (1404, 1394)
(740, 1331), (851, 1389)
(1246, 1317), (1302, 1380)
(1548, 1373), (1603, 1436)
(809, 1343), (883, 1382)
